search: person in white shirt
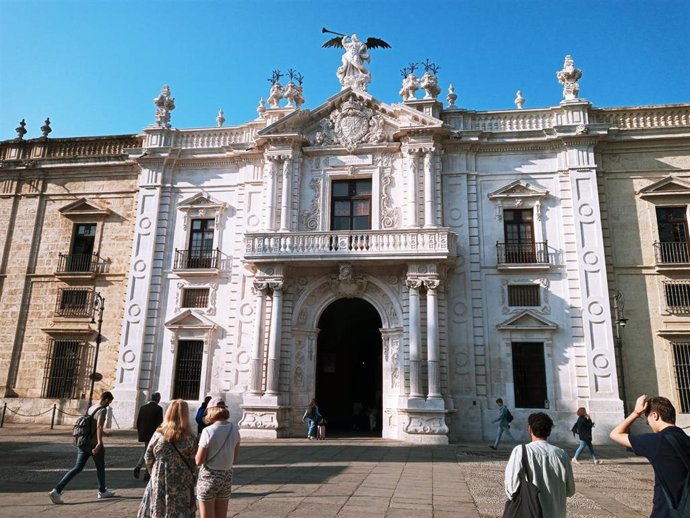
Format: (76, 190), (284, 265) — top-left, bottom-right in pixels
(505, 412), (575, 518)
(195, 397), (241, 518)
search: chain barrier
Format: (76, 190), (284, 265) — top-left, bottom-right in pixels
(1, 402), (86, 429)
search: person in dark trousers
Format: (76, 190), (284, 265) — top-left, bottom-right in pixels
(133, 391), (163, 479)
(49, 391), (116, 504)
(196, 396), (212, 435)
(489, 398), (515, 450)
(611, 394), (690, 518)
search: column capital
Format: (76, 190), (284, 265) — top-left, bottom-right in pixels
(405, 278), (423, 290)
(252, 281), (269, 295)
(423, 278), (441, 291)
(268, 280), (285, 293)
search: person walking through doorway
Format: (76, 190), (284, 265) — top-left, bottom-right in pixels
(302, 399), (320, 440)
(49, 391), (116, 504)
(490, 398), (515, 450)
(134, 392), (163, 479)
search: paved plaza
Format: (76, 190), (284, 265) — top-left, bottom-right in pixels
(0, 424), (656, 517)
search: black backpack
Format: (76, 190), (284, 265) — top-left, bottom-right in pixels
(506, 409), (514, 423)
(72, 406), (101, 448)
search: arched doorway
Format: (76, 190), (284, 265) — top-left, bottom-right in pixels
(316, 298), (382, 435)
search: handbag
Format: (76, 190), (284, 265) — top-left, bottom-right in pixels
(502, 444), (543, 518)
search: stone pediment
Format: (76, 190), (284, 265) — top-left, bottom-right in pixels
(496, 310), (558, 331)
(177, 192), (227, 211)
(164, 309), (217, 331)
(638, 176), (690, 198)
(488, 180), (549, 201)
(59, 198), (112, 219)
(258, 88), (442, 152)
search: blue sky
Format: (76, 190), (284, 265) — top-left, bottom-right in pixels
(1, 0), (688, 139)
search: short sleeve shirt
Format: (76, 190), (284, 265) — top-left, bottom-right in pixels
(199, 421), (241, 471)
(629, 426), (690, 518)
(86, 404), (108, 448)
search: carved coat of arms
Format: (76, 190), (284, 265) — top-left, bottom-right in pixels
(313, 99), (387, 152)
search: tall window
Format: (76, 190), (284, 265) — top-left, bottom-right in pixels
(188, 219), (215, 268)
(42, 338), (85, 399)
(502, 209), (536, 263)
(68, 223), (97, 272)
(656, 207), (689, 263)
(173, 340), (203, 400)
(331, 179), (372, 230)
(672, 342), (690, 413)
(512, 342), (547, 408)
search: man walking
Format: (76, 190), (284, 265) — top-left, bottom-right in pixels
(505, 412), (575, 518)
(490, 398), (515, 450)
(49, 391), (116, 504)
(610, 394), (690, 517)
(133, 391), (163, 479)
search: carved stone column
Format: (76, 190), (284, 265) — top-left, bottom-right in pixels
(424, 279), (442, 399)
(279, 157), (292, 232)
(423, 150), (436, 228)
(264, 158), (279, 231)
(249, 282), (268, 395)
(265, 281), (284, 395)
(408, 151), (419, 227)
(406, 278), (423, 398)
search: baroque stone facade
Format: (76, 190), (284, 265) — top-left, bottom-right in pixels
(1, 45), (689, 443)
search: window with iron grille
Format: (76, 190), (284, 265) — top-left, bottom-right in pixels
(664, 282), (690, 312)
(507, 285), (540, 307)
(42, 338), (86, 399)
(672, 342), (690, 413)
(512, 342), (547, 408)
(182, 288), (210, 308)
(173, 340), (203, 400)
(55, 288), (93, 317)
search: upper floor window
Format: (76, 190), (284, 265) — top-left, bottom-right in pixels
(182, 288), (210, 308)
(61, 223), (97, 272)
(331, 179), (372, 230)
(672, 341), (690, 413)
(189, 219), (215, 253)
(508, 285), (540, 307)
(55, 288), (94, 317)
(656, 207), (689, 263)
(664, 281), (690, 313)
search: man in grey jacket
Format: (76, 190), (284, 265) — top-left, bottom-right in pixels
(490, 398), (515, 450)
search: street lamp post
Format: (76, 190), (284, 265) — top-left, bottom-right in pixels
(88, 292), (105, 406)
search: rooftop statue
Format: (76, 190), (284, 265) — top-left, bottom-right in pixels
(322, 27), (391, 92)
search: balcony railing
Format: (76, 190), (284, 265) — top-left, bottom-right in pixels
(654, 241), (690, 264)
(174, 248), (221, 270)
(244, 229), (457, 262)
(56, 253), (106, 274)
(497, 241), (549, 265)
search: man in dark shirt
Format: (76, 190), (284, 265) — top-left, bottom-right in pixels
(133, 392), (163, 479)
(610, 394), (690, 518)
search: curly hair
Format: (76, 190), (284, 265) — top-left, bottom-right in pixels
(157, 399), (192, 442)
(528, 412), (554, 439)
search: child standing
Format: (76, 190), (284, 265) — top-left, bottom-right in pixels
(195, 398), (241, 518)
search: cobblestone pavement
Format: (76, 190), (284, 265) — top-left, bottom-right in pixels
(0, 424), (654, 517)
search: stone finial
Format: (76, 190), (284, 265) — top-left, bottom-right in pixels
(216, 109), (225, 127)
(446, 84), (458, 108)
(257, 98), (267, 118)
(153, 84), (175, 128)
(420, 59), (441, 100)
(556, 55), (582, 101)
(41, 117), (52, 137)
(514, 90), (525, 109)
(15, 119), (27, 140)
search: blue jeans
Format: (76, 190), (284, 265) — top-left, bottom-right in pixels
(494, 425), (515, 448)
(574, 440), (598, 460)
(54, 446), (106, 493)
(307, 418), (317, 438)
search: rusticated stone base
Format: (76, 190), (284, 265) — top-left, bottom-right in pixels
(239, 404), (290, 438)
(399, 408), (450, 444)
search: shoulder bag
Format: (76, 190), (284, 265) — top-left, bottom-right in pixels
(502, 444), (543, 518)
(659, 433), (690, 517)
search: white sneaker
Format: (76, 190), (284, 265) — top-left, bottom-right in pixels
(594, 459), (603, 464)
(49, 489), (64, 504)
(98, 489), (116, 499)
(572, 457), (579, 464)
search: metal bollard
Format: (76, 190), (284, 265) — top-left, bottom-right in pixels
(1, 403), (6, 428)
(51, 404), (57, 429)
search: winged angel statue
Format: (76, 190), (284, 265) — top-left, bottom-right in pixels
(322, 28), (391, 91)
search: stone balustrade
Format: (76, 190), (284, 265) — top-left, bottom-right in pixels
(444, 109), (557, 132)
(244, 228), (457, 262)
(0, 135), (142, 161)
(590, 105), (690, 129)
(173, 126), (259, 149)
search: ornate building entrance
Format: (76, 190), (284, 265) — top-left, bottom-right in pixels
(316, 298), (382, 434)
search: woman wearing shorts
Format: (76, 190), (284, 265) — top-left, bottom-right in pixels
(195, 397), (241, 518)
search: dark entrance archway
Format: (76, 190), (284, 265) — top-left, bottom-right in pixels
(316, 298), (382, 435)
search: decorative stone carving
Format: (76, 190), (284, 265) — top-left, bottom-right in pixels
(268, 82), (284, 108)
(300, 177), (321, 230)
(337, 34), (371, 91)
(40, 118), (52, 138)
(514, 90), (525, 109)
(403, 415), (449, 434)
(312, 99), (388, 151)
(15, 119), (27, 140)
(446, 84), (457, 107)
(283, 82), (305, 108)
(153, 85), (175, 128)
(420, 73), (441, 100)
(556, 55), (582, 101)
(257, 98), (266, 118)
(238, 411), (279, 429)
(330, 263), (367, 297)
(381, 170), (401, 229)
(216, 109), (225, 127)
(399, 65), (420, 101)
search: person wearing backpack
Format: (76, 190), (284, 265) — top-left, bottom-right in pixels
(490, 398), (516, 450)
(49, 391), (116, 504)
(571, 407), (601, 464)
(610, 394), (690, 518)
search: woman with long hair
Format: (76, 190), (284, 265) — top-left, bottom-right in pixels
(572, 407), (601, 464)
(195, 397), (241, 518)
(301, 398), (320, 440)
(137, 399), (197, 518)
